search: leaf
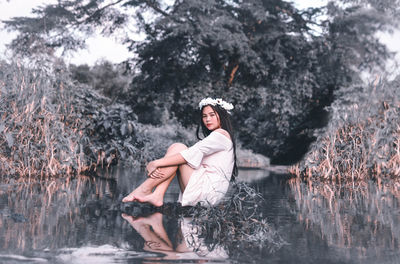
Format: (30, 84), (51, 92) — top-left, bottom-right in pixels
(123, 141), (136, 154)
(119, 150), (126, 159)
(121, 123), (127, 136)
(103, 120), (111, 129)
(6, 133), (14, 148)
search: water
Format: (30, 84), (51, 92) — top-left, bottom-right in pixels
(1, 168), (400, 263)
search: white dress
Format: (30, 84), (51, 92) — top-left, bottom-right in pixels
(178, 131), (234, 206)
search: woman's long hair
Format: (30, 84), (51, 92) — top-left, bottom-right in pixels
(196, 104), (238, 182)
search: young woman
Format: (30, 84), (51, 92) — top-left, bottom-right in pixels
(122, 98), (237, 207)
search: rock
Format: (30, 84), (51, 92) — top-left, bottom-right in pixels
(237, 168), (270, 182)
(236, 147), (270, 169)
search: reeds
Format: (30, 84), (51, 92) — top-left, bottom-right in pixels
(0, 60), (200, 179)
(291, 77), (400, 182)
(0, 61), (95, 179)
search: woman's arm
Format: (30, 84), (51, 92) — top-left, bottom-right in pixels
(147, 130), (230, 178)
(147, 153), (186, 178)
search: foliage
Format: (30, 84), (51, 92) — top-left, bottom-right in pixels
(129, 0), (336, 161)
(2, 0), (131, 56)
(291, 76), (400, 181)
(0, 58), (208, 178)
(0, 60), (148, 178)
(2, 0), (399, 164)
(187, 181), (287, 259)
(0, 60), (92, 178)
(134, 119), (197, 162)
(128, 0), (398, 163)
(69, 61), (131, 99)
(76, 96), (142, 167)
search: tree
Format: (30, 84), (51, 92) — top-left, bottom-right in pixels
(3, 0), (399, 163)
(127, 0), (397, 162)
(70, 60), (130, 99)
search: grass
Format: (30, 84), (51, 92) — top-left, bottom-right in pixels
(0, 61), (95, 179)
(0, 60), (176, 179)
(0, 60), (201, 179)
(291, 77), (400, 182)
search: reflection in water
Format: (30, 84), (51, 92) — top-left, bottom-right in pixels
(0, 169), (281, 263)
(119, 181), (286, 262)
(121, 212), (228, 261)
(288, 177), (400, 262)
(0, 175), (122, 255)
(0, 167), (182, 259)
(9, 168), (395, 263)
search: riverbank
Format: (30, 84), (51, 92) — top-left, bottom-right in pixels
(292, 77), (400, 182)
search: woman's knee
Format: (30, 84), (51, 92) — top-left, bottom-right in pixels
(167, 143), (188, 154)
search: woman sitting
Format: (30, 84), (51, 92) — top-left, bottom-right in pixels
(122, 97), (237, 207)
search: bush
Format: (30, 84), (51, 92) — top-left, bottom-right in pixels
(0, 61), (92, 178)
(135, 119), (197, 163)
(0, 61), (149, 178)
(291, 77), (400, 182)
(0, 60), (202, 178)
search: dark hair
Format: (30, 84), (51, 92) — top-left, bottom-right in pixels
(196, 104), (238, 182)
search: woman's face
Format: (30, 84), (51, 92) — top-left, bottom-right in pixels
(202, 105), (221, 131)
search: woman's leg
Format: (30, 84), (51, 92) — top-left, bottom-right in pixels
(122, 143), (193, 206)
(121, 213), (173, 251)
(146, 161), (194, 206)
(177, 163), (194, 193)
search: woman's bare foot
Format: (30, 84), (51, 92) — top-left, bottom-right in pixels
(122, 186), (152, 203)
(121, 213), (138, 225)
(134, 192), (164, 207)
(121, 213), (152, 233)
(121, 212), (158, 223)
(121, 213), (162, 230)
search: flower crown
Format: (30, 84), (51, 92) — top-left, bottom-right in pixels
(198, 97), (234, 111)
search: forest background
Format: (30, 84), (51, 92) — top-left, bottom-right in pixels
(1, 0), (400, 181)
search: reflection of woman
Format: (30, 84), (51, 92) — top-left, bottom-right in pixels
(123, 98), (237, 207)
(122, 213), (174, 254)
(121, 212), (228, 260)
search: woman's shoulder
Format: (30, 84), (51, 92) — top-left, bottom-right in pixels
(212, 128), (231, 141)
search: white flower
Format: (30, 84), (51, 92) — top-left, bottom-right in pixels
(198, 97), (234, 112)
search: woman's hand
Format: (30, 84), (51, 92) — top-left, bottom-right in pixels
(146, 160), (165, 179)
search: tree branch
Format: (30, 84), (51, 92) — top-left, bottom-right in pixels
(144, 0), (170, 17)
(76, 0), (126, 25)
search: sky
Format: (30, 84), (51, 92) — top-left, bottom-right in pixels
(0, 0), (133, 65)
(0, 0), (399, 70)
